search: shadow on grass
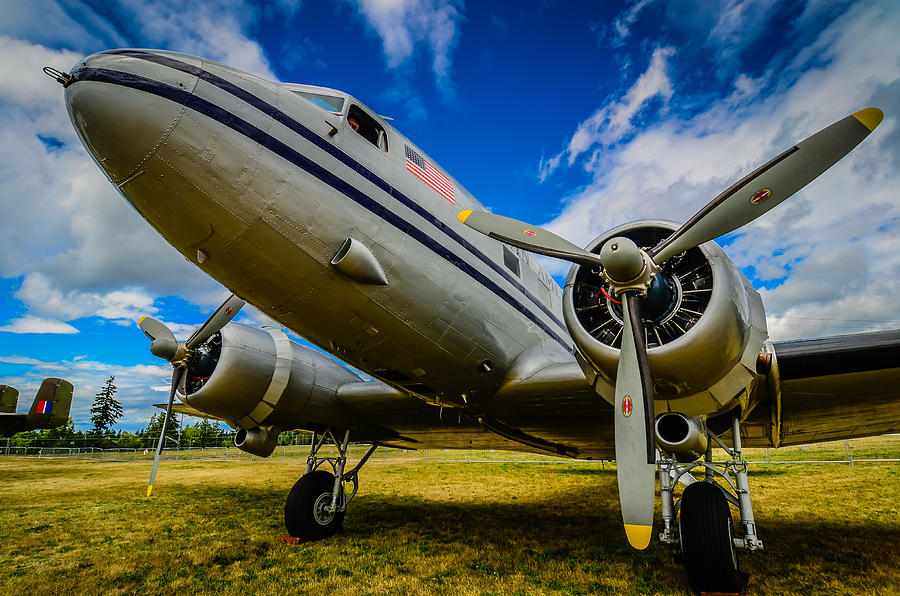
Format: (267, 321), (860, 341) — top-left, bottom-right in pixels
(175, 478), (898, 591)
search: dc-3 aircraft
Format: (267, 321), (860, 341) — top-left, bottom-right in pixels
(43, 49), (899, 593)
(0, 378), (74, 435)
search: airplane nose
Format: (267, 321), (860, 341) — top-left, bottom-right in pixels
(64, 50), (201, 183)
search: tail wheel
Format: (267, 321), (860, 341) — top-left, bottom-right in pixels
(679, 481), (742, 593)
(285, 470), (345, 540)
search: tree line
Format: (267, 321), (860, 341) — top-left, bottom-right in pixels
(3, 375), (313, 449)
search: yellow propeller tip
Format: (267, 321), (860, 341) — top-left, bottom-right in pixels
(624, 523), (653, 550)
(138, 316), (146, 325)
(146, 485), (153, 497)
(853, 107), (883, 132)
(457, 209), (473, 223)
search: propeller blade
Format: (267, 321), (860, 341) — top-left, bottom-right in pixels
(614, 292), (657, 550)
(458, 210), (604, 267)
(147, 366), (184, 497)
(649, 107), (884, 265)
(185, 294), (245, 350)
(138, 316), (175, 343)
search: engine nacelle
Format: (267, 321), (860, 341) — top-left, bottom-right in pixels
(655, 413), (708, 462)
(234, 425), (280, 457)
(179, 323), (363, 435)
(563, 220), (768, 417)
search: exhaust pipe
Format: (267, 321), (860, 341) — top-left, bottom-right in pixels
(655, 413), (708, 462)
(234, 425), (280, 457)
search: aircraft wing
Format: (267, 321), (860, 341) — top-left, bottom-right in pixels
(743, 330), (900, 447)
(153, 402), (228, 422)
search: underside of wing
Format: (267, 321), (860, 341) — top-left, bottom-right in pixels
(154, 402), (229, 422)
(755, 330), (900, 446)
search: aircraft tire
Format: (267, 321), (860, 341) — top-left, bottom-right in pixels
(679, 481), (742, 594)
(284, 470), (345, 540)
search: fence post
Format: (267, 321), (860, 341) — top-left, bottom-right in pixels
(844, 439), (854, 467)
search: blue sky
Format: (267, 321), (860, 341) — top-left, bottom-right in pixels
(1, 0), (898, 431)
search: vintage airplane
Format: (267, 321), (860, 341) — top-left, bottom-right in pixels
(43, 49), (898, 592)
(0, 378), (74, 435)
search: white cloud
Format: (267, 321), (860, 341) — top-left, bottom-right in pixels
(541, 46), (676, 179)
(611, 0), (656, 46)
(540, 1), (900, 340)
(0, 315), (79, 334)
(354, 0), (463, 99)
(0, 352), (174, 428)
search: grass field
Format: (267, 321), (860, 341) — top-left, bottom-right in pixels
(1, 457), (898, 595)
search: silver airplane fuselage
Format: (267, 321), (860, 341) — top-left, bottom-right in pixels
(65, 50), (575, 415)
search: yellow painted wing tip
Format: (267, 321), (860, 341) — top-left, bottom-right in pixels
(624, 524), (653, 550)
(853, 107), (883, 132)
(457, 209), (473, 223)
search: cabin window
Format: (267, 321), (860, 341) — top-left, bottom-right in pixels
(348, 105), (389, 152)
(291, 90), (345, 114)
(503, 246), (520, 277)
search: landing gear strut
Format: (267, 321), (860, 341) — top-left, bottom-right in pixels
(284, 429), (378, 540)
(658, 415), (763, 593)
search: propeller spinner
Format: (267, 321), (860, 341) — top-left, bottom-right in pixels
(141, 294), (245, 496)
(459, 107), (883, 548)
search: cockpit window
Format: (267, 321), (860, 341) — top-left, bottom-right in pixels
(291, 90), (345, 114)
(348, 105), (389, 152)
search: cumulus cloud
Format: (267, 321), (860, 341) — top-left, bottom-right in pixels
(540, 1), (900, 339)
(0, 353), (174, 428)
(0, 315), (79, 334)
(0, 1), (271, 330)
(354, 0), (463, 100)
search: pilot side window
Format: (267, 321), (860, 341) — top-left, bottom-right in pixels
(348, 106), (388, 152)
(503, 246), (520, 277)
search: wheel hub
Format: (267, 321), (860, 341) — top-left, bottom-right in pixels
(312, 492), (336, 526)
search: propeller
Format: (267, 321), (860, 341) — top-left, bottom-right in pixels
(142, 294), (245, 496)
(458, 107), (883, 548)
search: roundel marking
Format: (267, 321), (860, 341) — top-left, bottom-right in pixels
(622, 395), (633, 417)
(749, 188), (772, 205)
(523, 229), (538, 237)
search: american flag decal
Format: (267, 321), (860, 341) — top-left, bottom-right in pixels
(405, 145), (455, 204)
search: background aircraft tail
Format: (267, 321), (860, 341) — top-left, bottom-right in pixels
(0, 385), (19, 413)
(26, 378), (74, 427)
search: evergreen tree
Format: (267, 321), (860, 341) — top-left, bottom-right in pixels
(90, 376), (123, 435)
(143, 411), (179, 447)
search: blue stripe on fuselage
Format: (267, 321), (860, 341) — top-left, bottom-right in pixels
(100, 50), (568, 339)
(71, 66), (573, 351)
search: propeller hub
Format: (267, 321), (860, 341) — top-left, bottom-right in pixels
(600, 237), (644, 283)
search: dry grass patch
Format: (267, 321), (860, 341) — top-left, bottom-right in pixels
(0, 458), (897, 595)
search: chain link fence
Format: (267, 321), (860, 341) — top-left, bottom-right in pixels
(2, 434), (898, 465)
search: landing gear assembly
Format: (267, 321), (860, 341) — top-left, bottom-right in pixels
(284, 429), (378, 540)
(658, 415), (763, 594)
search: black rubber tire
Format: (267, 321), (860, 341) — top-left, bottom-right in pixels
(679, 481), (742, 594)
(284, 470), (345, 540)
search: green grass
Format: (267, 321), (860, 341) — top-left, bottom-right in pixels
(0, 457), (898, 594)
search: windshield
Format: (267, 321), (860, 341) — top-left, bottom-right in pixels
(291, 90), (345, 114)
